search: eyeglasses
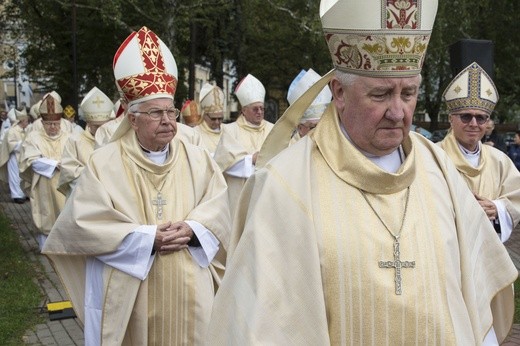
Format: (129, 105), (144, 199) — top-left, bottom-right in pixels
(452, 113), (490, 125)
(248, 106), (264, 113)
(133, 107), (180, 121)
(42, 121), (61, 127)
(206, 114), (223, 122)
(300, 123), (317, 130)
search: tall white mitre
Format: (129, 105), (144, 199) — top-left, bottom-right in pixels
(80, 87), (115, 122)
(287, 69), (331, 123)
(234, 74), (265, 107)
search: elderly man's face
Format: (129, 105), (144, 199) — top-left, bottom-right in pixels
(42, 119), (61, 137)
(449, 109), (489, 151)
(88, 120), (109, 136)
(204, 112), (224, 130)
(128, 98), (177, 151)
(242, 102), (264, 126)
(297, 120), (319, 137)
(332, 75), (420, 156)
(18, 118), (29, 129)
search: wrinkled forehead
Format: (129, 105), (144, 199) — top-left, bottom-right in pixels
(134, 97), (174, 110)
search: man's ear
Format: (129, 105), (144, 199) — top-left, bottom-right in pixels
(330, 77), (346, 111)
(128, 113), (138, 130)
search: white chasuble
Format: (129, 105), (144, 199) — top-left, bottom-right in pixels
(194, 120), (221, 154)
(439, 131), (520, 229)
(208, 104), (517, 345)
(58, 129), (96, 196)
(43, 130), (230, 345)
(213, 115), (273, 216)
(19, 130), (69, 234)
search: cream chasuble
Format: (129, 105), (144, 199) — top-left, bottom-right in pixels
(95, 116), (124, 147)
(0, 124), (26, 183)
(438, 131), (520, 227)
(194, 120), (221, 154)
(19, 130), (69, 234)
(213, 115), (273, 216)
(58, 129), (95, 196)
(43, 130), (230, 345)
(208, 105), (517, 345)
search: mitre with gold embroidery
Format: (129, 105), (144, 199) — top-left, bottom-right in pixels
(80, 87), (115, 122)
(320, 0), (438, 76)
(113, 26), (178, 107)
(199, 83), (225, 115)
(442, 62), (498, 115)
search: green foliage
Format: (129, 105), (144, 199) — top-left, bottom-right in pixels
(0, 214), (43, 344)
(1, 0), (519, 123)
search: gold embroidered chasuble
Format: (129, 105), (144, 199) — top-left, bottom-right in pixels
(58, 129), (95, 196)
(213, 115), (273, 216)
(19, 130), (69, 234)
(194, 120), (221, 154)
(438, 131), (520, 226)
(208, 105), (517, 345)
(43, 129), (230, 345)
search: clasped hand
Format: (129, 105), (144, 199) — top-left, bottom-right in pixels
(474, 194), (498, 220)
(154, 221), (194, 254)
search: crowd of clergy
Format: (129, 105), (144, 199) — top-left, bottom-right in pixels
(0, 0), (519, 344)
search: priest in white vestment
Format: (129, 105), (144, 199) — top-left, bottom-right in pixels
(26, 91), (73, 135)
(0, 108), (29, 203)
(207, 1), (517, 345)
(287, 69), (330, 145)
(43, 26), (230, 345)
(58, 87), (114, 196)
(20, 93), (70, 250)
(438, 62), (520, 243)
(194, 83), (225, 155)
(213, 74), (274, 217)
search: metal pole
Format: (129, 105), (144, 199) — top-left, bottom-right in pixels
(72, 0), (78, 113)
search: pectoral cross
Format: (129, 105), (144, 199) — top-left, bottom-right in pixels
(378, 236), (415, 295)
(152, 192), (167, 220)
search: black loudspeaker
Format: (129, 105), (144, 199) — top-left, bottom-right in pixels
(449, 39), (494, 79)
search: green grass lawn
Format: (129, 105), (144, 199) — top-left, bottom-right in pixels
(0, 213), (44, 345)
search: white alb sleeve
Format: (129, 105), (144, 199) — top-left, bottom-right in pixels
(185, 220), (220, 268)
(225, 154), (255, 178)
(95, 225), (156, 280)
(493, 199), (513, 242)
(32, 157), (59, 178)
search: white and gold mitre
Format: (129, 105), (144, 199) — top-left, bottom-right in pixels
(234, 74), (265, 107)
(287, 69), (331, 123)
(442, 62), (498, 115)
(113, 26), (178, 107)
(199, 83), (225, 114)
(320, 0), (438, 76)
(29, 100), (41, 120)
(80, 87), (115, 122)
(14, 108), (29, 121)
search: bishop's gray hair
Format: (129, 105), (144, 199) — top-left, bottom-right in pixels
(334, 69), (423, 87)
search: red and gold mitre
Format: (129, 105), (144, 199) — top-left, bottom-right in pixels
(39, 92), (63, 121)
(113, 26), (178, 107)
(320, 0), (438, 77)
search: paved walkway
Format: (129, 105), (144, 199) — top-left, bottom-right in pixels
(1, 181), (520, 345)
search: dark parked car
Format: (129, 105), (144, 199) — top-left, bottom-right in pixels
(431, 129), (448, 143)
